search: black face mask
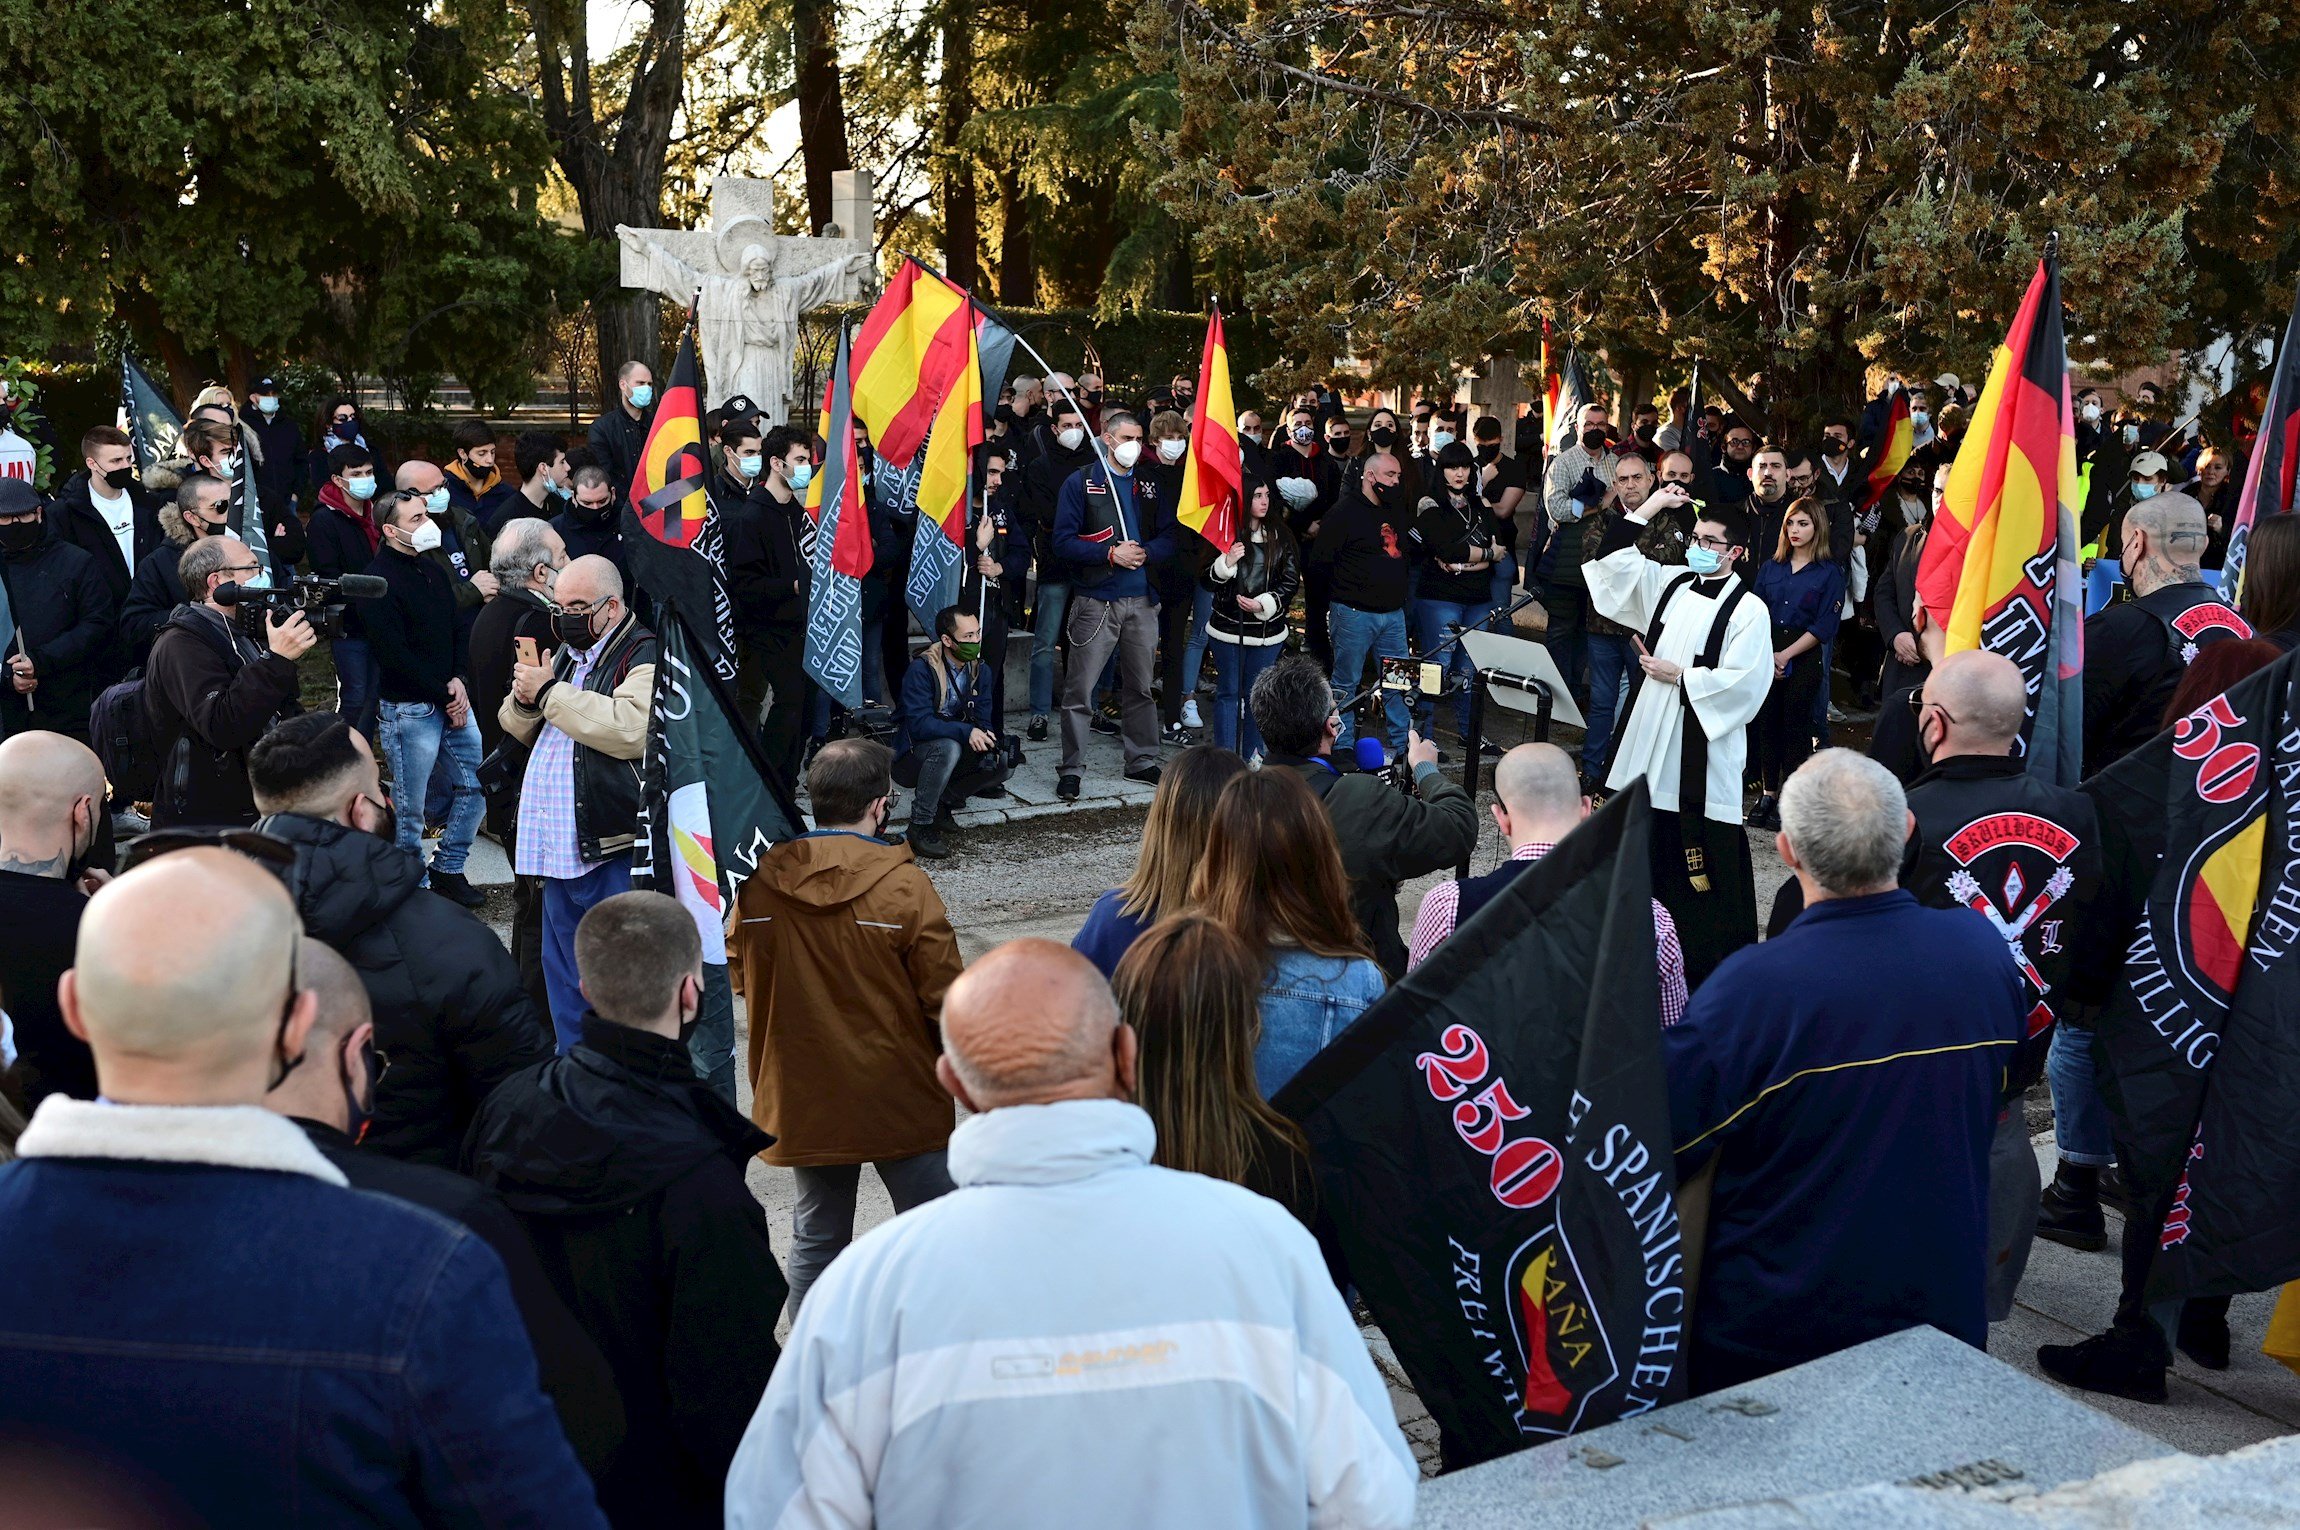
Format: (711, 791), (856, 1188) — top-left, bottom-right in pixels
(357, 791), (397, 846)
(1368, 427), (1396, 450)
(197, 515), (231, 537)
(572, 497), (615, 525)
(1476, 444), (1501, 465)
(0, 520), (43, 554)
(1084, 389), (1105, 406)
(1635, 423), (1657, 442)
(341, 1033), (379, 1139)
(1327, 435), (1351, 453)
(1580, 428), (1608, 453)
(554, 608), (604, 650)
(1824, 438), (1849, 457)
(101, 465), (137, 493)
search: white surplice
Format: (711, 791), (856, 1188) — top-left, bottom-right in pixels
(1584, 536), (1774, 824)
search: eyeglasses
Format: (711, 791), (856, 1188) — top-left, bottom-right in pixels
(119, 826), (301, 876)
(1907, 692), (1957, 723)
(1691, 533), (1733, 551)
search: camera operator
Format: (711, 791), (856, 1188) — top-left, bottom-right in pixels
(0, 479), (115, 746)
(143, 534), (311, 827)
(893, 607), (1010, 860)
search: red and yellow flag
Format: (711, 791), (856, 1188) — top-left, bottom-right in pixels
(1540, 321), (1560, 452)
(849, 260), (974, 469)
(914, 302), (985, 549)
(1859, 387), (1913, 511)
(1177, 308), (1242, 550)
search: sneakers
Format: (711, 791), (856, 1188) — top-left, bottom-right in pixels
(1058, 773), (1082, 802)
(2036, 1165), (2108, 1252)
(933, 802), (959, 831)
(1125, 763), (1163, 786)
(2038, 1326), (2169, 1404)
(426, 869), (488, 910)
(970, 783), (1008, 799)
(1162, 721), (1192, 744)
(1181, 698), (1203, 729)
(1027, 715), (1049, 741)
(2177, 1302), (2232, 1370)
(1090, 713), (1121, 736)
(907, 825), (954, 860)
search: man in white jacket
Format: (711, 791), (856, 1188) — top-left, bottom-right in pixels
(726, 939), (1417, 1530)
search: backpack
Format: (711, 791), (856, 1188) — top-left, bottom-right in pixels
(89, 674), (160, 802)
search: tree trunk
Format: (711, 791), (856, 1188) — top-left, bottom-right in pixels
(793, 0), (854, 235)
(938, 4), (979, 289)
(997, 164), (1034, 306)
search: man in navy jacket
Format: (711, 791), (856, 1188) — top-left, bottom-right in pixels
(893, 606), (1009, 859)
(1051, 411), (1173, 800)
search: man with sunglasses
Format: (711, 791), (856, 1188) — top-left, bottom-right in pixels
(0, 848), (605, 1525)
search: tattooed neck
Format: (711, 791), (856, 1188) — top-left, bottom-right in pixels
(0, 849), (68, 878)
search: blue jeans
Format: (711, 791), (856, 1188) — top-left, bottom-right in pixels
(1028, 580), (1071, 717)
(539, 856), (633, 1053)
(690, 961), (736, 1106)
(377, 699), (482, 876)
(1329, 602), (1410, 754)
(1489, 553), (1521, 610)
(1583, 632), (1635, 778)
(1211, 640), (1279, 755)
(331, 638), (381, 744)
(1181, 587), (1216, 701)
(2047, 1024), (2116, 1167)
(1411, 597), (1491, 736)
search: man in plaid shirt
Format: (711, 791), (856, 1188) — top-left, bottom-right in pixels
(1408, 742), (1688, 1025)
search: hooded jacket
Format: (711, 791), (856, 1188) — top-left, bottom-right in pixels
(465, 1018), (787, 1530)
(257, 811), (554, 1166)
(732, 830), (965, 1167)
(722, 1099), (1418, 1530)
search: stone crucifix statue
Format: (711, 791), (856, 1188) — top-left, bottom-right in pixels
(616, 171), (878, 419)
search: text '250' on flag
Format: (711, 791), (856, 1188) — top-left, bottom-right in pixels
(1275, 783), (1687, 1470)
(624, 325), (741, 684)
(2083, 649), (2300, 1302)
(1176, 308), (1241, 551)
(804, 323), (871, 708)
(635, 608), (804, 963)
(850, 260), (974, 470)
(1914, 247), (2084, 787)
(2224, 277), (2300, 599)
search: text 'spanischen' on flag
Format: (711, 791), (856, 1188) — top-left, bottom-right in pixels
(803, 322), (871, 708)
(1274, 783), (1686, 1469)
(1176, 307), (1242, 551)
(1859, 387), (1913, 512)
(635, 607), (804, 963)
(850, 259), (974, 469)
(2223, 278), (2300, 600)
(905, 298), (987, 627)
(1913, 247), (2084, 787)
(623, 322), (741, 683)
(2082, 649), (2300, 1305)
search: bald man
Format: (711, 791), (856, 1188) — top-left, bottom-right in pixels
(725, 940), (1418, 1530)
(0, 850), (604, 1526)
(2083, 490), (2254, 771)
(503, 553), (659, 1051)
(0, 732), (109, 1102)
(1407, 742), (1689, 1022)
(398, 456), (499, 613)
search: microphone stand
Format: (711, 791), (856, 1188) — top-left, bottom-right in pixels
(1333, 586), (1544, 723)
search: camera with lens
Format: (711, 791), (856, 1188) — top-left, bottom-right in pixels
(994, 732), (1027, 771)
(216, 572), (389, 643)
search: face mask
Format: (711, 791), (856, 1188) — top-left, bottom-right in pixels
(357, 791), (397, 845)
(1636, 423), (1657, 442)
(2131, 480), (2160, 501)
(255, 396), (279, 416)
(1686, 545), (1724, 575)
(629, 384), (654, 408)
(1112, 440), (1143, 470)
(1430, 430), (1456, 451)
(346, 475), (376, 501)
(1157, 439), (1187, 464)
(549, 478), (575, 500)
(1174, 390), (1194, 407)
(1911, 411), (1930, 429)
(786, 462), (814, 492)
(0, 520), (43, 553)
(951, 639), (982, 662)
(1477, 444), (1500, 464)
(197, 514), (231, 537)
(424, 486), (450, 515)
(213, 453), (240, 477)
(1580, 428), (1608, 452)
(1823, 438), (1847, 457)
(739, 453), (763, 480)
(553, 607), (604, 650)
(1056, 427), (1085, 451)
(403, 519), (443, 554)
(1084, 389), (1104, 406)
(1240, 430), (1261, 446)
(2121, 423), (2141, 446)
(100, 465), (136, 493)
(332, 420), (359, 441)
(1368, 427), (1395, 450)
(1326, 435), (1350, 453)
(1292, 425), (1315, 445)
(2080, 402), (2100, 423)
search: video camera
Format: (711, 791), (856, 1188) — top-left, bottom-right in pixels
(215, 573), (388, 643)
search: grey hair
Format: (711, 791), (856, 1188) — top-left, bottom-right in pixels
(490, 518), (559, 583)
(1779, 749), (1908, 896)
(1250, 655), (1339, 757)
(177, 534), (242, 597)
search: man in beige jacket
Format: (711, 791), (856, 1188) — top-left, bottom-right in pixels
(500, 555), (657, 1052)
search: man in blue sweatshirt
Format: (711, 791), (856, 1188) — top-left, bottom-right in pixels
(1051, 412), (1173, 801)
(893, 606), (1009, 859)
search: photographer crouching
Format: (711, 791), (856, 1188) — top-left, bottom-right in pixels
(893, 606), (1013, 860)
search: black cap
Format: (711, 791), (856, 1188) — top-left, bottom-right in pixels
(719, 394), (763, 425)
(253, 376), (280, 393)
(0, 477), (42, 516)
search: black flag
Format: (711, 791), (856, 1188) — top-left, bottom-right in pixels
(2083, 649), (2300, 1302)
(1275, 783), (1688, 1469)
(120, 352), (181, 477)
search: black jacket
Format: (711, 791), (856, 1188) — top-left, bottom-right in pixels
(257, 811), (554, 1167)
(363, 542), (467, 706)
(1275, 753), (1479, 977)
(305, 492), (381, 637)
(551, 504), (631, 587)
(1017, 433), (1098, 569)
(242, 408), (307, 515)
(469, 586), (557, 823)
(1269, 440), (1342, 542)
(586, 406), (653, 497)
(1407, 487), (1496, 606)
(119, 537), (194, 667)
(290, 1117), (627, 1478)
(2081, 581), (2254, 774)
(465, 1018), (786, 1530)
(46, 468), (161, 611)
(729, 484), (809, 632)
(0, 868), (92, 1104)
(142, 604), (300, 827)
(1201, 524), (1300, 646)
(0, 533), (117, 735)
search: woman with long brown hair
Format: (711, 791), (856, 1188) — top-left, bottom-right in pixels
(1191, 769), (1386, 1094)
(1071, 744), (1247, 976)
(1111, 915), (1323, 1236)
(2238, 512), (2300, 652)
(1748, 497), (1845, 828)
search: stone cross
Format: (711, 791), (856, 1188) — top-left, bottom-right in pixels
(617, 170), (878, 417)
(1457, 353), (1529, 457)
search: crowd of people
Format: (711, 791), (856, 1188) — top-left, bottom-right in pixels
(0, 356), (2293, 1524)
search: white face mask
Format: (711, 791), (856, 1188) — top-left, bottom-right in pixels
(1111, 439), (1143, 470)
(1157, 439), (1187, 464)
(1056, 427), (1085, 451)
(403, 519), (443, 554)
(2080, 401), (2102, 424)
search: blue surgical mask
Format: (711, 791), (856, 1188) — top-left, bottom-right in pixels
(254, 396), (279, 416)
(1686, 545), (1724, 575)
(787, 462), (814, 492)
(2131, 480), (2160, 501)
(425, 485), (450, 514)
(1430, 430), (1456, 451)
(629, 384), (654, 408)
(739, 453), (764, 481)
(346, 475), (376, 501)
(549, 478), (573, 499)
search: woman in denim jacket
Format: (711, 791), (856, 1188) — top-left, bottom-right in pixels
(1192, 768), (1388, 1095)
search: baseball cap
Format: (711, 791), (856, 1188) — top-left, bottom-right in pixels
(2128, 450), (2171, 479)
(253, 376), (281, 393)
(1933, 373), (1961, 391)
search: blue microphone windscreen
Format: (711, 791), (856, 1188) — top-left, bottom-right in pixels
(1353, 736), (1388, 773)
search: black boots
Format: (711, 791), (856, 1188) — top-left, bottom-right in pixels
(2038, 1323), (2169, 1404)
(2036, 1162), (2107, 1252)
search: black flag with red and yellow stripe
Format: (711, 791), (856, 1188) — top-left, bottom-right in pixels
(622, 322), (740, 684)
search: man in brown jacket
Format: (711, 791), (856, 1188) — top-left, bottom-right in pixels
(732, 737), (965, 1312)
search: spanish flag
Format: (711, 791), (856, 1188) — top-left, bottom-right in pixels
(1914, 246), (2085, 785)
(850, 259), (974, 469)
(902, 301), (986, 624)
(1176, 307), (1242, 551)
(1858, 386), (1913, 511)
(1540, 321), (1559, 453)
